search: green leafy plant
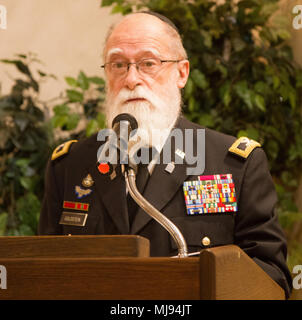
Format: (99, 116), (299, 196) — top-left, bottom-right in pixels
(52, 71), (106, 139)
(0, 53), (55, 235)
(0, 54), (107, 235)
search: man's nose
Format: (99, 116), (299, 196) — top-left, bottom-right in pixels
(123, 64), (143, 90)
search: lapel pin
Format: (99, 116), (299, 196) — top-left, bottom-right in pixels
(165, 161), (175, 174)
(175, 149), (185, 160)
(82, 173), (94, 188)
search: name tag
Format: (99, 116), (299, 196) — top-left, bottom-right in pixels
(59, 212), (88, 226)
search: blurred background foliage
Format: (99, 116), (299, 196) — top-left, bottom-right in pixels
(0, 53), (106, 236)
(0, 0), (301, 291)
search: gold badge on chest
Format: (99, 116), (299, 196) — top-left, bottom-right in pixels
(82, 173), (94, 188)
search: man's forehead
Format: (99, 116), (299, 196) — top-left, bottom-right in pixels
(104, 13), (172, 58)
(106, 47), (161, 60)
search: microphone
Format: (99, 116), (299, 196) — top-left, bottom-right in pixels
(97, 113), (138, 176)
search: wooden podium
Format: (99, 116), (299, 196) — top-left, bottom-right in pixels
(0, 235), (285, 300)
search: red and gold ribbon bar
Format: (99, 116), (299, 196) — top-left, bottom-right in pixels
(63, 201), (89, 211)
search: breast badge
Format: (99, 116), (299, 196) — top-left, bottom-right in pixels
(75, 185), (92, 199)
(82, 174), (94, 188)
(183, 174), (237, 215)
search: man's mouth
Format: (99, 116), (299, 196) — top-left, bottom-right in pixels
(125, 98), (147, 103)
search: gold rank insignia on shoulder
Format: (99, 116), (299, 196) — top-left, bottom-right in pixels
(228, 136), (261, 159)
(51, 140), (78, 161)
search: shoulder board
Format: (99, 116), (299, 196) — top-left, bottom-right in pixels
(228, 136), (261, 159)
(51, 140), (78, 161)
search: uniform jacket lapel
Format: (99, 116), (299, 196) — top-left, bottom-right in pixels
(88, 144), (130, 235)
(87, 116), (203, 235)
(130, 160), (189, 234)
(131, 117), (192, 234)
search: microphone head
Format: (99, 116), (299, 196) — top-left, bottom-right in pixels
(112, 113), (138, 132)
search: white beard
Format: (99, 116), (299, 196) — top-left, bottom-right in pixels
(104, 79), (182, 149)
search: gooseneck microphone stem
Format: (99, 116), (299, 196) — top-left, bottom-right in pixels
(124, 166), (188, 258)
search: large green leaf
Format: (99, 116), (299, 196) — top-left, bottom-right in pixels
(88, 77), (105, 86)
(191, 69), (208, 90)
(53, 104), (70, 115)
(65, 76), (78, 87)
(101, 0), (115, 7)
(66, 113), (80, 130)
(86, 119), (99, 137)
(253, 94), (266, 112)
(219, 81), (231, 107)
(234, 81), (253, 110)
(66, 89), (83, 103)
(77, 71), (89, 91)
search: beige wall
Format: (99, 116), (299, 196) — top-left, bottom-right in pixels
(0, 0), (301, 101)
(0, 0), (121, 100)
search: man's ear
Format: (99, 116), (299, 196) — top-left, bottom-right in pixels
(176, 60), (190, 89)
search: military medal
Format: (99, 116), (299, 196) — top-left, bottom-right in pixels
(75, 185), (92, 199)
(183, 174), (237, 215)
(82, 174), (94, 187)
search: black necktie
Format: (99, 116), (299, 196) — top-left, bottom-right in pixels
(127, 163), (150, 227)
(127, 146), (157, 227)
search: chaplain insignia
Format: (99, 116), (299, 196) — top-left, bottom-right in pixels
(82, 174), (94, 188)
(183, 174), (237, 215)
(165, 161), (175, 174)
(228, 137), (261, 159)
(51, 140), (78, 161)
(75, 185), (92, 199)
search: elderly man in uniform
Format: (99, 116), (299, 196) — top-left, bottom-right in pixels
(39, 12), (292, 297)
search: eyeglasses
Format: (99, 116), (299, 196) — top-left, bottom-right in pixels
(101, 58), (182, 77)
